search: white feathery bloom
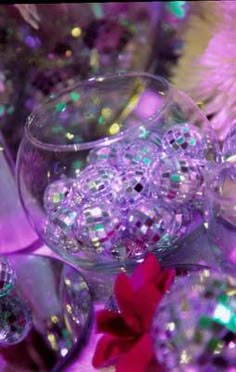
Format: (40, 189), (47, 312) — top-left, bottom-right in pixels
(172, 1), (236, 140)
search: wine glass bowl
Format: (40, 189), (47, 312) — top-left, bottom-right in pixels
(16, 72), (219, 272)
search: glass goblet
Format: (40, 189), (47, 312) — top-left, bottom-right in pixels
(17, 72), (218, 272)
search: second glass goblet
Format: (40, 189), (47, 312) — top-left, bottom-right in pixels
(205, 162), (236, 274)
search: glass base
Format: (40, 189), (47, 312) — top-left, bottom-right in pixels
(206, 219), (236, 277)
(55, 221), (220, 302)
(48, 211), (209, 274)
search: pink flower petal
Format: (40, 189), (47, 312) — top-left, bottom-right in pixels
(134, 284), (162, 331)
(130, 253), (161, 291)
(96, 310), (136, 338)
(92, 334), (134, 369)
(156, 268), (176, 293)
(115, 273), (142, 333)
(116, 333), (158, 372)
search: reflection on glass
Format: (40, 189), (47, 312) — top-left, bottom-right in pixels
(0, 254), (92, 371)
(205, 162), (236, 274)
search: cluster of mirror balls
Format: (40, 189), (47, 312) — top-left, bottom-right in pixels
(43, 123), (219, 260)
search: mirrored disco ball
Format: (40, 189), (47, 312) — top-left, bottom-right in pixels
(44, 178), (84, 212)
(77, 164), (121, 201)
(74, 201), (123, 256)
(151, 156), (204, 206)
(44, 210), (81, 254)
(0, 258), (15, 297)
(88, 139), (160, 171)
(115, 139), (160, 170)
(44, 179), (71, 212)
(117, 166), (152, 209)
(0, 294), (32, 345)
(162, 123), (219, 162)
(111, 238), (145, 260)
(126, 197), (180, 250)
(152, 270), (236, 371)
(162, 123), (203, 156)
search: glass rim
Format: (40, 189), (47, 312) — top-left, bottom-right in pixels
(206, 161), (236, 202)
(24, 71), (172, 152)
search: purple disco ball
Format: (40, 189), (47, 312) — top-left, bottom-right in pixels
(152, 269), (236, 370)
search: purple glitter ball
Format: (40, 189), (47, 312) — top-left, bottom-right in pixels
(116, 139), (160, 170)
(151, 156), (204, 206)
(116, 166), (152, 209)
(152, 269), (236, 371)
(77, 164), (121, 201)
(44, 179), (72, 212)
(88, 139), (159, 171)
(0, 295), (32, 345)
(162, 123), (207, 158)
(45, 222), (81, 254)
(111, 238), (145, 260)
(126, 198), (180, 250)
(43, 178), (83, 212)
(74, 201), (123, 255)
(44, 208), (81, 253)
(50, 207), (77, 233)
(0, 258), (15, 298)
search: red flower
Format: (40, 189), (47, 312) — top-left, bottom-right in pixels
(92, 253), (175, 371)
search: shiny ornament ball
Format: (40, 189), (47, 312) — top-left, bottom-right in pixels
(74, 201), (123, 255)
(0, 258), (15, 298)
(44, 207), (81, 254)
(152, 270), (236, 371)
(162, 123), (203, 155)
(117, 139), (159, 170)
(162, 123), (219, 161)
(43, 178), (83, 212)
(43, 179), (72, 212)
(127, 198), (180, 250)
(77, 164), (121, 201)
(111, 238), (145, 260)
(151, 156), (204, 206)
(116, 166), (152, 209)
(0, 295), (32, 346)
(44, 220), (81, 254)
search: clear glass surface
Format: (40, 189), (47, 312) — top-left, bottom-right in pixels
(17, 72), (219, 272)
(0, 254), (92, 371)
(0, 132), (38, 253)
(205, 162), (236, 275)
